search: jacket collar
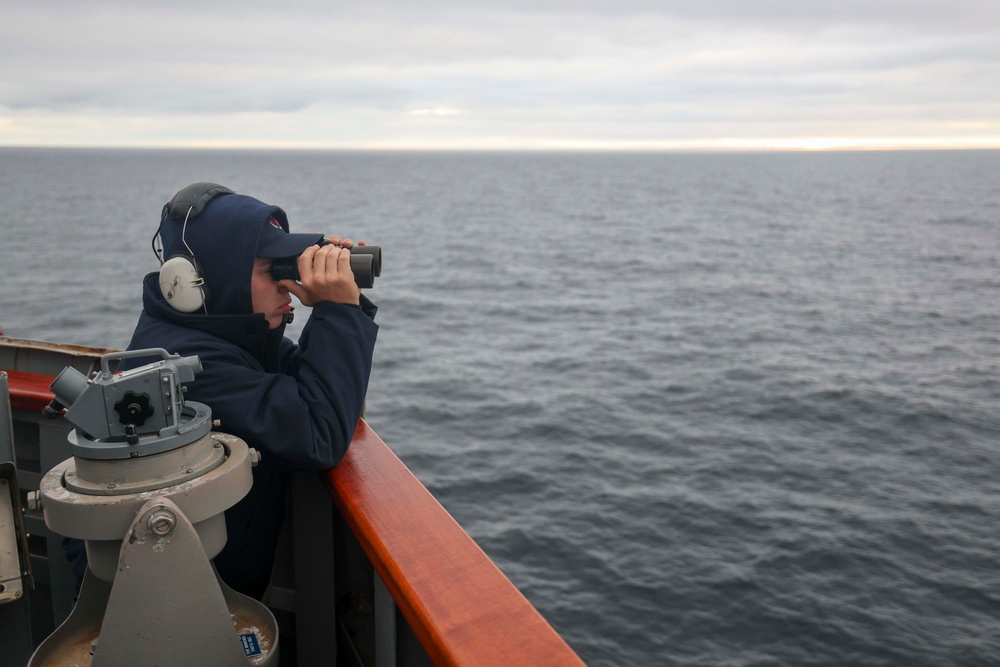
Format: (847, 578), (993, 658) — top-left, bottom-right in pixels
(141, 272), (283, 362)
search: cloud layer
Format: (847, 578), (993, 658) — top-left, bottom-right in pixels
(3, 1), (999, 149)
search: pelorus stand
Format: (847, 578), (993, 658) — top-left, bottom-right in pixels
(27, 349), (279, 666)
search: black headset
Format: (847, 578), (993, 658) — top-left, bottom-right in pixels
(151, 183), (234, 313)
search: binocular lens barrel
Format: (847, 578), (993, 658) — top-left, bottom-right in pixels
(350, 245), (382, 288)
(269, 243), (382, 289)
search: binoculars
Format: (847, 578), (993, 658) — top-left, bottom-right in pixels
(270, 241), (382, 288)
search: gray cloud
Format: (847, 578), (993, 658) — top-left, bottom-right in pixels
(2, 1), (999, 147)
(22, 0), (1000, 28)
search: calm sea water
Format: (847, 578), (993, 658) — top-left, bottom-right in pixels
(1, 148), (999, 666)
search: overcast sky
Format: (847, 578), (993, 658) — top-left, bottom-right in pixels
(3, 1), (999, 150)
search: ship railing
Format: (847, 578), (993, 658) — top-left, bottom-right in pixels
(0, 336), (585, 667)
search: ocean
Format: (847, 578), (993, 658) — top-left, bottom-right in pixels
(1, 148), (998, 666)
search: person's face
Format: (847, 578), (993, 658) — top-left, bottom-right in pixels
(251, 259), (292, 329)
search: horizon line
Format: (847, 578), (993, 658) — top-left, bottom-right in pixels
(3, 143), (1000, 153)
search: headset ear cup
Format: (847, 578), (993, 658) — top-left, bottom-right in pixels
(159, 255), (208, 313)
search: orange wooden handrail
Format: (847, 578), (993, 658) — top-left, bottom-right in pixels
(327, 421), (585, 667)
(2, 369), (56, 412)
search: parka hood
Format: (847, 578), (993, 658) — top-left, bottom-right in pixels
(158, 190), (287, 316)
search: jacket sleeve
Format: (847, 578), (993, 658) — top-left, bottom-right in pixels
(187, 303), (378, 470)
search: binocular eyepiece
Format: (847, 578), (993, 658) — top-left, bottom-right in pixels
(270, 240), (382, 288)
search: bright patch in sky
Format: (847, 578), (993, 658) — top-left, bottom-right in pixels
(409, 108), (464, 117)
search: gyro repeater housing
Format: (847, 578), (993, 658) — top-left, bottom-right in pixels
(45, 348), (212, 459)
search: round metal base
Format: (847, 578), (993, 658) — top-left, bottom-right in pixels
(65, 433), (226, 496)
(39, 433), (254, 541)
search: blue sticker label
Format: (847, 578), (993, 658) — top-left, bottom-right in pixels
(241, 633), (262, 656)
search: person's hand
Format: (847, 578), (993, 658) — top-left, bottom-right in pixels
(281, 242), (360, 307)
(326, 236), (368, 248)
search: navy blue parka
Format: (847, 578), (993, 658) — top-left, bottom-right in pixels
(125, 191), (378, 597)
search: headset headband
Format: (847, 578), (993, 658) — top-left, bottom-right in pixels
(152, 182), (236, 265)
(160, 182), (235, 222)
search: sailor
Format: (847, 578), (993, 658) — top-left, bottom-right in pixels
(65, 183), (378, 599)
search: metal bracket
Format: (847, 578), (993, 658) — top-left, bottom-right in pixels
(0, 369), (15, 462)
(1, 371), (33, 602)
(0, 461), (33, 603)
